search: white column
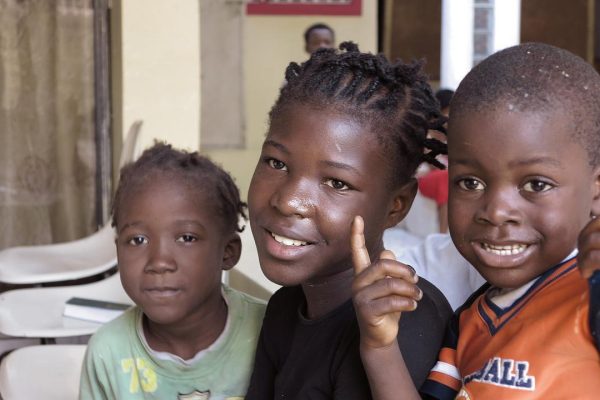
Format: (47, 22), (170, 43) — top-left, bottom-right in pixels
(440, 0), (474, 90)
(492, 0), (521, 53)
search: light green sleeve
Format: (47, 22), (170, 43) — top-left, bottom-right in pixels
(79, 340), (112, 400)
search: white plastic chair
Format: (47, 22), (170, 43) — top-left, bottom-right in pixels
(0, 272), (132, 339)
(0, 121), (143, 285)
(0, 344), (86, 400)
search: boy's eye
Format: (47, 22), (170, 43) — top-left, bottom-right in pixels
(522, 180), (553, 193)
(267, 158), (287, 171)
(176, 234), (198, 243)
(324, 178), (350, 191)
(457, 177), (485, 191)
(128, 236), (148, 246)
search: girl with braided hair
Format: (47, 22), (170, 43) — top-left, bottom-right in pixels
(245, 42), (452, 399)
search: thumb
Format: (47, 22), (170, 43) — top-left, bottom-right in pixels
(351, 216), (371, 275)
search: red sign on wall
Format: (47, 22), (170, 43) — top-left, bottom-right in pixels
(246, 0), (362, 16)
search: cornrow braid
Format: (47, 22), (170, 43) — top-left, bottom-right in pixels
(112, 142), (247, 234)
(272, 41), (446, 185)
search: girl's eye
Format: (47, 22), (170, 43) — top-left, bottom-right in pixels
(267, 158), (287, 171)
(325, 178), (350, 190)
(522, 180), (553, 193)
(128, 236), (148, 246)
(457, 177), (485, 191)
(176, 234), (197, 243)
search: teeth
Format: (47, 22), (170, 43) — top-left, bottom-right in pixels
(271, 232), (307, 247)
(482, 243), (527, 256)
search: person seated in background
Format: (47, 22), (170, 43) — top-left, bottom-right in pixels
(80, 143), (266, 399)
(303, 22), (335, 55)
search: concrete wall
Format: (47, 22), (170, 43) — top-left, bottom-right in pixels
(111, 0), (201, 162)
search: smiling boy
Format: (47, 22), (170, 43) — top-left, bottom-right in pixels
(352, 42), (600, 400)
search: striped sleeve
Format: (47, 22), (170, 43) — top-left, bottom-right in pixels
(420, 309), (461, 399)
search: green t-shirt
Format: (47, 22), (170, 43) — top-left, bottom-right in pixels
(79, 285), (266, 400)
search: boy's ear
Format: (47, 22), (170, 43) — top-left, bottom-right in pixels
(222, 233), (242, 271)
(591, 166), (600, 217)
(385, 178), (418, 229)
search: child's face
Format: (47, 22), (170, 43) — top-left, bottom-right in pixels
(448, 108), (600, 289)
(248, 105), (414, 287)
(116, 175), (240, 326)
(305, 29), (334, 54)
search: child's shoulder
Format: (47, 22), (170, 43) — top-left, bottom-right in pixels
(222, 285), (267, 319)
(417, 277), (453, 317)
(87, 306), (140, 350)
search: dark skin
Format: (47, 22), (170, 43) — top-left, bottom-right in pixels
(353, 105), (600, 399)
(305, 28), (335, 54)
(448, 109), (600, 289)
(248, 104), (416, 319)
(577, 219), (600, 278)
(116, 174), (241, 360)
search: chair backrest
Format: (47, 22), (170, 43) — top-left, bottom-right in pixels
(0, 344), (87, 400)
(0, 272), (133, 338)
(119, 120), (143, 169)
(0, 120), (143, 285)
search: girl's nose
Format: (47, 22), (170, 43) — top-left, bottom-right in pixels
(144, 240), (176, 273)
(475, 188), (522, 226)
(269, 177), (314, 219)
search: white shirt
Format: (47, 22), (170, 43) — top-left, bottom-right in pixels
(384, 231), (485, 310)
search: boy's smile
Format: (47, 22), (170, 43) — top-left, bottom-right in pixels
(248, 104), (413, 289)
(448, 108), (600, 289)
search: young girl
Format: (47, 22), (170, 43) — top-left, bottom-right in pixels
(245, 42), (452, 399)
(79, 143), (266, 399)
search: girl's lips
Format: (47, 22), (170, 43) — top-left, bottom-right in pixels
(260, 228), (315, 261)
(270, 231), (309, 247)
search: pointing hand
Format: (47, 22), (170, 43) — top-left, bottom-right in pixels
(351, 216), (422, 349)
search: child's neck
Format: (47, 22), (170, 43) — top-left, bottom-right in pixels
(143, 297), (228, 360)
(301, 267), (355, 319)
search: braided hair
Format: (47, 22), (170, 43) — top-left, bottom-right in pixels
(270, 41), (447, 185)
(112, 142), (247, 234)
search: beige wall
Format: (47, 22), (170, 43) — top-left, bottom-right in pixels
(111, 0), (201, 160)
(205, 0), (378, 200)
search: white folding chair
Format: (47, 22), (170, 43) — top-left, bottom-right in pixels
(0, 121), (143, 285)
(0, 272), (132, 339)
(0, 344), (86, 400)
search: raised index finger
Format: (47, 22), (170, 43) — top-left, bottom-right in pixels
(351, 215), (371, 275)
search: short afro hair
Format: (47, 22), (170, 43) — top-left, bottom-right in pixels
(303, 23), (335, 44)
(451, 42), (600, 165)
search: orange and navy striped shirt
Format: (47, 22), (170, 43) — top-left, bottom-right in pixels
(421, 256), (600, 399)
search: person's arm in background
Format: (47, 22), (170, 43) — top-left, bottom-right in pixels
(576, 218), (600, 350)
(438, 204), (448, 234)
